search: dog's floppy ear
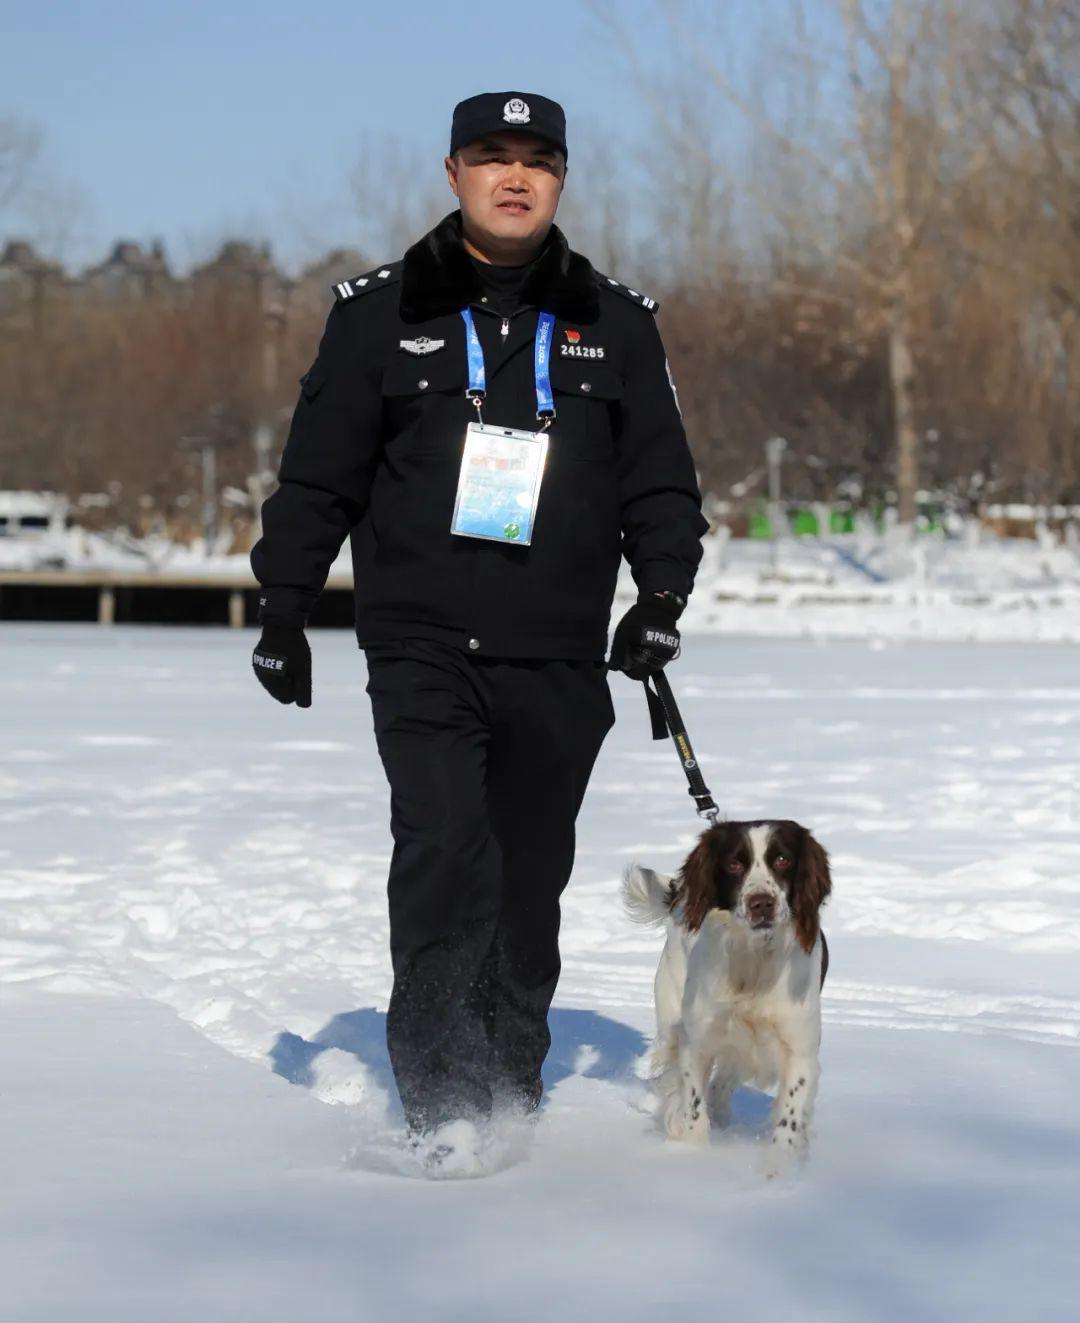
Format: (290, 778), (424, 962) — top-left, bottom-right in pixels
(677, 828), (722, 933)
(792, 826), (832, 954)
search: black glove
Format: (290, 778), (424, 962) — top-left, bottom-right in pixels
(608, 592), (683, 680)
(252, 624), (312, 708)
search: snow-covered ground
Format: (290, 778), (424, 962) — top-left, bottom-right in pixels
(3, 625), (1080, 1321)
(680, 527), (1080, 641)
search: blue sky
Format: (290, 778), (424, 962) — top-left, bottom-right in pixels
(1, 0), (796, 272)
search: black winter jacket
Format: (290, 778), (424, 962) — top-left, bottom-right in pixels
(251, 211), (708, 660)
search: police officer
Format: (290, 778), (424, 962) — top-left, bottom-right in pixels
(250, 91), (708, 1161)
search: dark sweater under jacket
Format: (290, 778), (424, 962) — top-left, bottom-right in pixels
(250, 211), (708, 660)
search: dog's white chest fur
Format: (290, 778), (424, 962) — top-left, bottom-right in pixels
(674, 916), (811, 1093)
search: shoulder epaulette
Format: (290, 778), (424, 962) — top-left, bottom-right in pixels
(597, 272), (659, 314)
(331, 261), (402, 303)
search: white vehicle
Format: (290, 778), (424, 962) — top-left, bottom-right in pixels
(0, 490), (71, 569)
(0, 490), (70, 538)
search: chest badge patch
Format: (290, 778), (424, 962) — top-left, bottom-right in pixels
(560, 328), (605, 360)
(400, 336), (445, 356)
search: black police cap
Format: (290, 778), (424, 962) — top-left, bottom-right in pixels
(449, 92), (567, 161)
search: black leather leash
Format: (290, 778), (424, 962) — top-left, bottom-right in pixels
(643, 671), (720, 824)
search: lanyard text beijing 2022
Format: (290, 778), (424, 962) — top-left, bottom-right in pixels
(460, 308), (557, 427)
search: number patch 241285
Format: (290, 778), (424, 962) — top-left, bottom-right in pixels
(559, 344), (605, 359)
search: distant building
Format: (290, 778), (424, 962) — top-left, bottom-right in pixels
(0, 241), (69, 333)
(81, 240), (175, 303)
(0, 236), (369, 334)
(190, 240), (290, 315)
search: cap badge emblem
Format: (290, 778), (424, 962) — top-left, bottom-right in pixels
(400, 336), (445, 356)
(503, 98), (531, 125)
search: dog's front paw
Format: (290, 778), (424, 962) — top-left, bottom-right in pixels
(706, 1075), (734, 1130)
(763, 1129), (808, 1179)
(664, 1094), (711, 1144)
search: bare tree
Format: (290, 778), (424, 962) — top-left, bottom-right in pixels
(602, 0), (1011, 523)
(0, 115), (88, 259)
(0, 116), (43, 212)
(348, 135), (449, 258)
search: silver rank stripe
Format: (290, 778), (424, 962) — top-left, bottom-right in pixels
(605, 276), (656, 310)
(335, 275), (376, 300)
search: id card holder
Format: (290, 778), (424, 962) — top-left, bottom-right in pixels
(450, 421), (549, 546)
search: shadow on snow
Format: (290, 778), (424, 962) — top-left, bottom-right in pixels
(269, 1006), (650, 1116)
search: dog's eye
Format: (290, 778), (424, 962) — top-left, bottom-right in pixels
(774, 855), (791, 870)
(725, 860), (744, 874)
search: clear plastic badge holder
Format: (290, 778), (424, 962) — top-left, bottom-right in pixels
(451, 422), (549, 546)
(450, 307), (556, 547)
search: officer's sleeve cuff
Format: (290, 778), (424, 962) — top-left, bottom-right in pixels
(256, 587), (317, 628)
(636, 588), (686, 620)
(632, 565), (692, 606)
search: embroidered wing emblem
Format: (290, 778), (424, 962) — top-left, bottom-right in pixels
(399, 336), (446, 356)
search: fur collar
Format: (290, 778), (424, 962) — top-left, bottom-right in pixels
(399, 210), (600, 324)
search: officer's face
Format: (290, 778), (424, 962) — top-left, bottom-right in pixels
(446, 132), (566, 257)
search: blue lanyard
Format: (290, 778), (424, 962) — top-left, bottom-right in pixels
(460, 308), (556, 424)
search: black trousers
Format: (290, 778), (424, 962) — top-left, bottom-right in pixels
(364, 639), (615, 1133)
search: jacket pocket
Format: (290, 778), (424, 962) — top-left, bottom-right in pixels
(539, 360), (622, 571)
(550, 359), (623, 461)
(380, 357), (468, 457)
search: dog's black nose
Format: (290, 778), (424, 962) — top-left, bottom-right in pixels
(747, 893), (776, 923)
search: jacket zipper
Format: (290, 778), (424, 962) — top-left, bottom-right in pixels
(500, 317), (510, 341)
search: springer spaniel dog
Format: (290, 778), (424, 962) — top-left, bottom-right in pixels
(624, 820), (832, 1176)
